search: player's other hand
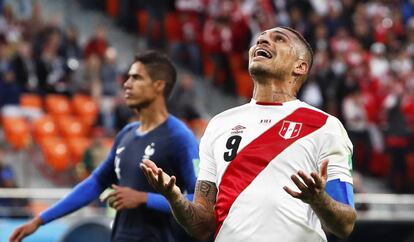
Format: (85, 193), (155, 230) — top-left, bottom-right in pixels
(9, 216), (42, 242)
(140, 159), (181, 201)
(283, 160), (329, 205)
(104, 185), (147, 210)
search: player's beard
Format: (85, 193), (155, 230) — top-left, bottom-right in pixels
(249, 63), (285, 84)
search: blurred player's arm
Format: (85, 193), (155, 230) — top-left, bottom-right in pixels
(9, 127), (130, 242)
(141, 159), (217, 241)
(9, 174), (105, 242)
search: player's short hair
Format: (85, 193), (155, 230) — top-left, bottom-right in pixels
(279, 26), (314, 72)
(134, 50), (177, 98)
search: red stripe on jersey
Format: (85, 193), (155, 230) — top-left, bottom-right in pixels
(214, 108), (328, 237)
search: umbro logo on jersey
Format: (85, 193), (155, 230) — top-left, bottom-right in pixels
(279, 121), (302, 139)
(231, 125), (246, 134)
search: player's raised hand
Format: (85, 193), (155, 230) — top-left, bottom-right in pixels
(9, 217), (42, 242)
(140, 159), (181, 201)
(283, 160), (329, 205)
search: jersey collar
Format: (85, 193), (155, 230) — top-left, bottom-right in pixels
(250, 99), (299, 106)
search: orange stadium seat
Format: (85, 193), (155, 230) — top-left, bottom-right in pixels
(45, 94), (72, 116)
(2, 117), (31, 150)
(66, 137), (91, 164)
(40, 137), (71, 171)
(72, 94), (99, 128)
(234, 71), (253, 99)
(32, 115), (58, 142)
(20, 93), (43, 109)
(102, 137), (114, 149)
(55, 116), (87, 138)
(187, 119), (208, 140)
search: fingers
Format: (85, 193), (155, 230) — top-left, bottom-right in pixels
(9, 228), (24, 242)
(166, 176), (176, 191)
(140, 163), (158, 183)
(320, 159), (329, 180)
(9, 230), (19, 242)
(297, 171), (315, 190)
(290, 174), (307, 191)
(283, 186), (301, 198)
(142, 159), (159, 173)
(157, 168), (165, 187)
(311, 171), (323, 188)
(112, 200), (124, 210)
(105, 190), (117, 202)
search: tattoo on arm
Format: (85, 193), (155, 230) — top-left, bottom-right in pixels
(311, 192), (357, 238)
(170, 180), (217, 240)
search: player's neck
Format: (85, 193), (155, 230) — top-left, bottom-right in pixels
(136, 99), (168, 132)
(253, 81), (297, 103)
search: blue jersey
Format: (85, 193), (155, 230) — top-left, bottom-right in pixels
(93, 115), (198, 242)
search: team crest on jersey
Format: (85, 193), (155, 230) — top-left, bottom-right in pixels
(279, 121), (302, 139)
(142, 143), (155, 160)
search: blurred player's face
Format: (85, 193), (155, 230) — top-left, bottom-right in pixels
(123, 62), (160, 109)
(248, 27), (301, 82)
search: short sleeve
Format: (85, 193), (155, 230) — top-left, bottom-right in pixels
(318, 118), (354, 184)
(197, 122), (217, 183)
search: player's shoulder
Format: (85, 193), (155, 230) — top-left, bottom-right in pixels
(299, 101), (347, 135)
(207, 102), (251, 128)
(118, 121), (140, 136)
(166, 115), (198, 139)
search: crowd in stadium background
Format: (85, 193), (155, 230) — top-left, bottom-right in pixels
(1, 0), (414, 242)
(0, 0), (414, 227)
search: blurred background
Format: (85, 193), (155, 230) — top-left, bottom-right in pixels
(0, 0), (414, 241)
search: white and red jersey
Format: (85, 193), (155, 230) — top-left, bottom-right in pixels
(198, 99), (353, 242)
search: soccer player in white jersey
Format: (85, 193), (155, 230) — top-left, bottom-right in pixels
(141, 26), (357, 242)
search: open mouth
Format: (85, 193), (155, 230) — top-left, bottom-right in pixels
(254, 48), (273, 59)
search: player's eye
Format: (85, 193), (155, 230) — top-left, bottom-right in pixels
(275, 36), (285, 42)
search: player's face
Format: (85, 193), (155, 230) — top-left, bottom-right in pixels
(123, 62), (159, 109)
(248, 27), (300, 80)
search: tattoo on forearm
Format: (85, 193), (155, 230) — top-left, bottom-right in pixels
(170, 180), (217, 240)
(196, 180), (216, 202)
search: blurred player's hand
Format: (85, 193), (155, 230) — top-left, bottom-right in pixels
(103, 185), (147, 210)
(283, 160), (329, 205)
(9, 216), (42, 242)
(140, 159), (181, 201)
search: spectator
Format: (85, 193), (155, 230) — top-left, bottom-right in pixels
(35, 29), (69, 95)
(168, 72), (202, 121)
(342, 86), (372, 174)
(145, 0), (168, 50)
(0, 40), (20, 108)
(99, 47), (121, 134)
(84, 25), (109, 59)
(10, 40), (37, 92)
(382, 81), (411, 193)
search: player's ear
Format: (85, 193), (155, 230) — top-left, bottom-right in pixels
(293, 59), (308, 76)
(154, 80), (166, 94)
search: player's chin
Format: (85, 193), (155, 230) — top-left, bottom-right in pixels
(126, 100), (151, 110)
(249, 63), (271, 78)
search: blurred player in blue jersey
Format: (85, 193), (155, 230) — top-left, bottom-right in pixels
(9, 50), (199, 242)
